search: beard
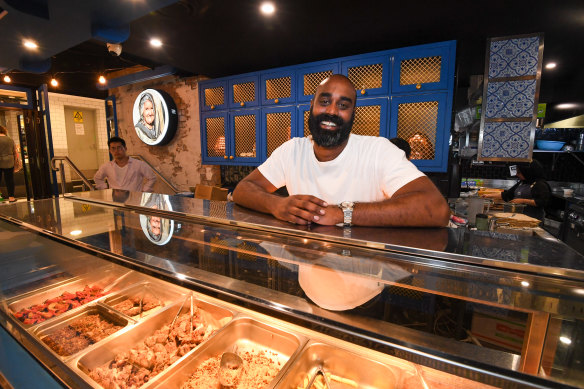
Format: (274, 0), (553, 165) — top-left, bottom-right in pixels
(308, 107), (354, 147)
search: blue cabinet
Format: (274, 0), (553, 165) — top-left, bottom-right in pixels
(390, 92), (449, 172)
(199, 40), (456, 170)
(392, 45), (452, 94)
(261, 70), (296, 106)
(228, 75), (259, 109)
(261, 105), (298, 159)
(296, 62), (339, 103)
(342, 55), (390, 98)
(200, 80), (227, 111)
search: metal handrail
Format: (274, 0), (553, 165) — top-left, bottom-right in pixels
(130, 154), (179, 194)
(51, 156), (95, 195)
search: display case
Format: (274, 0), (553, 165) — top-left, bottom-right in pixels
(1, 190), (584, 388)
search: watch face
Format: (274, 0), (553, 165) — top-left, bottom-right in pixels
(340, 201), (354, 209)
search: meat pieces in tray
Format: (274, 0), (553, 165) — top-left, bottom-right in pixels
(180, 349), (284, 389)
(89, 310), (217, 388)
(12, 285), (105, 325)
(112, 295), (161, 317)
(42, 314), (124, 357)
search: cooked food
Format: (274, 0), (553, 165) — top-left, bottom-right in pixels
(13, 285), (106, 325)
(180, 349), (283, 389)
(112, 295), (161, 316)
(42, 313), (123, 356)
(89, 309), (216, 389)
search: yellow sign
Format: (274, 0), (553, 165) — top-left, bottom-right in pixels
(73, 111), (83, 123)
(82, 204), (91, 212)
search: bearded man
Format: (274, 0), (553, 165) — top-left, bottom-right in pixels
(232, 74), (449, 227)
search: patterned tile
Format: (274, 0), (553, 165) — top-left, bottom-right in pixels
(480, 122), (532, 159)
(485, 80), (536, 118)
(489, 37), (539, 78)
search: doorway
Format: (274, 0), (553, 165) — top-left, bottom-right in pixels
(63, 107), (99, 179)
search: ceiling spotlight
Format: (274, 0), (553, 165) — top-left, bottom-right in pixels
(545, 62), (557, 69)
(98, 75), (106, 84)
(520, 280), (530, 287)
(70, 230), (82, 236)
(150, 38), (162, 47)
(23, 40), (38, 50)
(260, 2), (275, 15)
(556, 103), (577, 110)
(3, 74), (11, 83)
(50, 77), (58, 87)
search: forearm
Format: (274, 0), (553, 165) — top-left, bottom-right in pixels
(232, 180), (282, 215)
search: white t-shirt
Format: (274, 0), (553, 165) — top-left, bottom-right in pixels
(114, 163), (128, 184)
(258, 134), (425, 204)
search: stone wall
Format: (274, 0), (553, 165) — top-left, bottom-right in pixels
(109, 75), (220, 193)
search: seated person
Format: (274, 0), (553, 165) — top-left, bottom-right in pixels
(233, 75), (450, 227)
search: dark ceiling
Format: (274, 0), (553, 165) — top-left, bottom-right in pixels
(2, 0), (584, 123)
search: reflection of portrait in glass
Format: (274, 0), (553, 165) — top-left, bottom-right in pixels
(134, 90), (166, 144)
(139, 193), (174, 245)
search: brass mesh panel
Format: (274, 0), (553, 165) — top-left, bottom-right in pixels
(303, 110), (310, 137)
(348, 63), (383, 89)
(400, 56), (442, 85)
(234, 114), (256, 157)
(205, 117), (226, 157)
(210, 236), (228, 255)
(265, 77), (291, 100)
(397, 101), (438, 160)
(208, 202), (228, 218)
(236, 241), (259, 261)
(232, 82), (256, 103)
(352, 105), (381, 136)
(204, 87), (224, 106)
(266, 112), (292, 156)
(303, 70), (333, 96)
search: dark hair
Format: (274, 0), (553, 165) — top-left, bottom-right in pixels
(518, 160), (545, 182)
(108, 136), (126, 148)
(390, 137), (411, 159)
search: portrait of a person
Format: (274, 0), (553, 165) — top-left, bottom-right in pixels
(134, 91), (166, 144)
(139, 193), (174, 245)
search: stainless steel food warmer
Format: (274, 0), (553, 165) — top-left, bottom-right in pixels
(1, 189), (584, 388)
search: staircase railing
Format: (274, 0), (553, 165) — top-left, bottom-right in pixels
(51, 156), (95, 195)
(129, 155), (179, 194)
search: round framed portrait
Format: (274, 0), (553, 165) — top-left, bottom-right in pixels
(133, 89), (178, 146)
(139, 193), (175, 245)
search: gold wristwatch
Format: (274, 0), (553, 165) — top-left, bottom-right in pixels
(338, 201), (355, 227)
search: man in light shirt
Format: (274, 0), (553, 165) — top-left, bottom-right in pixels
(94, 137), (156, 192)
(233, 74), (450, 227)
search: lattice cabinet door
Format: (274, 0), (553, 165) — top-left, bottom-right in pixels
(296, 62), (339, 103)
(261, 106), (298, 159)
(392, 46), (451, 94)
(201, 111), (228, 164)
(298, 104), (311, 138)
(229, 109), (261, 164)
(353, 97), (389, 138)
(228, 75), (259, 109)
(342, 55), (389, 97)
(261, 70), (296, 106)
(390, 93), (449, 172)
(200, 80), (228, 111)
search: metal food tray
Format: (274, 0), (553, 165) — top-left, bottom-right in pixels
(73, 296), (234, 389)
(101, 281), (185, 320)
(152, 316), (307, 389)
(31, 304), (134, 362)
(7, 269), (140, 328)
(276, 340), (420, 389)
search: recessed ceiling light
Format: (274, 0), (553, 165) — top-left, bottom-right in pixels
(3, 75), (11, 83)
(260, 2), (275, 15)
(50, 78), (58, 87)
(545, 62), (557, 69)
(23, 40), (38, 49)
(556, 103), (577, 110)
(70, 230), (82, 236)
(559, 336), (572, 345)
(98, 75), (106, 84)
(520, 280), (530, 287)
(150, 38), (162, 47)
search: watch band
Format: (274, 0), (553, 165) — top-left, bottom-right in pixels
(338, 201), (355, 227)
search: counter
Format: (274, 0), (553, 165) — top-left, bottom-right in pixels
(1, 190), (584, 388)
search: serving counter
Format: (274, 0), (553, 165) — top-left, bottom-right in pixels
(1, 190), (583, 388)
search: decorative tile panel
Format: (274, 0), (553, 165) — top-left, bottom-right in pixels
(480, 122), (532, 159)
(485, 80), (536, 118)
(489, 37), (539, 78)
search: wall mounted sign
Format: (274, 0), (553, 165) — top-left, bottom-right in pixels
(133, 89), (178, 146)
(139, 193), (177, 246)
